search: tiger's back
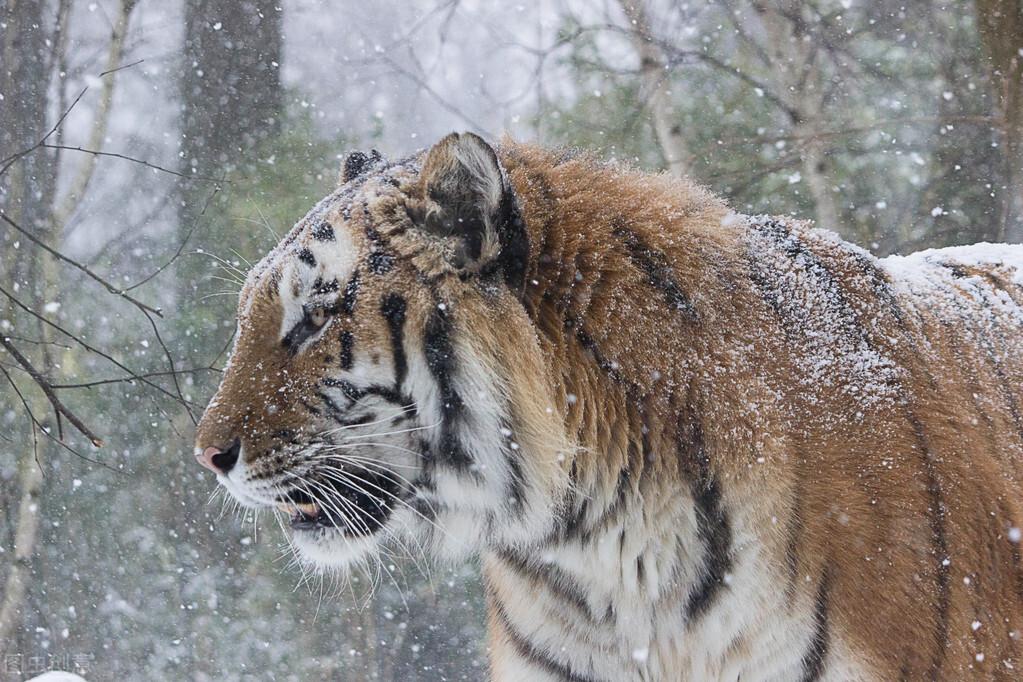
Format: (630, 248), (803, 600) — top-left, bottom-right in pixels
(487, 145), (1023, 680)
(742, 218), (1023, 678)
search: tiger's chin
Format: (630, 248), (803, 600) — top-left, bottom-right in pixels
(275, 468), (412, 572)
(286, 507), (436, 574)
(289, 525), (383, 572)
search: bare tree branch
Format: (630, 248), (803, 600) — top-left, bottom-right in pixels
(124, 183), (222, 291)
(0, 284), (202, 410)
(51, 366), (221, 390)
(50, 0), (136, 227)
(41, 143), (225, 183)
(0, 211), (164, 317)
(0, 335), (102, 446)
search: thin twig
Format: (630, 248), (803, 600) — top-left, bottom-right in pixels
(99, 56), (144, 77)
(0, 285), (201, 409)
(0, 55), (145, 177)
(0, 87), (88, 176)
(0, 363), (122, 472)
(51, 366), (220, 390)
(39, 143), (225, 183)
(0, 211), (163, 317)
(0, 364), (41, 467)
(0, 336), (103, 447)
(124, 182), (222, 291)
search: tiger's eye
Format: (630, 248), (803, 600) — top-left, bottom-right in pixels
(309, 307), (328, 328)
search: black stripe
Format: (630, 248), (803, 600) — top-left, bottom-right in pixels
(882, 294), (952, 680)
(424, 305), (476, 473)
(785, 478), (804, 602)
(497, 549), (597, 619)
(321, 377), (413, 411)
(851, 250), (904, 325)
(957, 285), (1023, 440)
(613, 223), (697, 319)
(267, 268), (282, 297)
(681, 417), (733, 622)
(560, 504), (588, 542)
(557, 465), (631, 546)
(363, 385), (413, 409)
(501, 150), (556, 315)
(798, 566), (832, 682)
(496, 189), (529, 294)
(297, 247), (316, 267)
(556, 404), (645, 545)
(368, 250), (395, 274)
(939, 261), (970, 279)
(339, 330), (354, 370)
(330, 413), (377, 429)
(500, 422), (526, 512)
(298, 398), (321, 415)
(748, 218), (857, 333)
(342, 150), (377, 183)
(491, 598), (597, 682)
(748, 262), (787, 325)
(553, 146), (584, 165)
(908, 412), (951, 679)
(557, 461), (589, 543)
(340, 271), (360, 315)
(322, 377), (365, 402)
(574, 326), (625, 384)
(995, 497), (1023, 606)
(311, 221), (335, 241)
(341, 150), (373, 183)
(282, 310), (321, 353)
(365, 226), (395, 274)
(312, 276), (339, 295)
(685, 474), (733, 621)
(380, 294), (408, 385)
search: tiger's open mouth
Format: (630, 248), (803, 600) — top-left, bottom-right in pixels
(276, 471), (402, 536)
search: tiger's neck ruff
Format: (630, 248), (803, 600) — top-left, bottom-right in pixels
(196, 134), (1023, 681)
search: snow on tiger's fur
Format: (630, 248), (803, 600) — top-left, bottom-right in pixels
(195, 133), (1023, 681)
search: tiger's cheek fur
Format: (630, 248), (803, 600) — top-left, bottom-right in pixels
(196, 286), (316, 468)
(395, 290), (574, 560)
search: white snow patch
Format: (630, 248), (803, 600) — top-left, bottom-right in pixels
(745, 216), (903, 409)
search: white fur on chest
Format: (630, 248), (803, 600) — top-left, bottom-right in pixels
(486, 502), (864, 681)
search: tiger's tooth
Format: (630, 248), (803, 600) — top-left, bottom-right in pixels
(296, 503), (319, 516)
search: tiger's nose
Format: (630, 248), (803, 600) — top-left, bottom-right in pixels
(197, 439), (241, 474)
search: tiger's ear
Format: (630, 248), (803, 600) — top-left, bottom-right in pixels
(338, 149), (383, 185)
(417, 133), (526, 286)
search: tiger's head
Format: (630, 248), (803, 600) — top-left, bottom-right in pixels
(194, 133), (572, 572)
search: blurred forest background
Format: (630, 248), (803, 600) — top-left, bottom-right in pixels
(1, 0), (1021, 679)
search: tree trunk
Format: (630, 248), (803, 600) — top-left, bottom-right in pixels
(50, 0), (137, 228)
(0, 0), (134, 655)
(179, 0), (283, 206)
(0, 443), (45, 655)
(1, 0), (55, 268)
(796, 124), (841, 233)
(176, 7), (284, 675)
(0, 0), (55, 655)
(976, 0), (1023, 242)
(617, 0), (691, 178)
(751, 1), (842, 232)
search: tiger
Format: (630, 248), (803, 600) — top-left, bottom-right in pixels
(194, 132), (1023, 681)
